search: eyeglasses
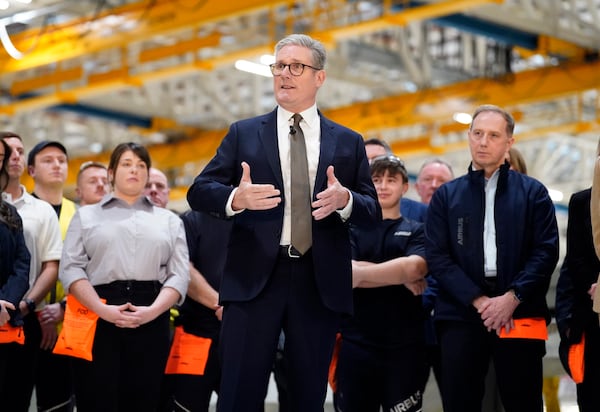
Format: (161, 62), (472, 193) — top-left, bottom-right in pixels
(269, 62), (321, 76)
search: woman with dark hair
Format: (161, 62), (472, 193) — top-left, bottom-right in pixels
(59, 142), (189, 411)
(0, 139), (31, 396)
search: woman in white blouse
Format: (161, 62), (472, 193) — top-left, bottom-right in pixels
(60, 142), (189, 411)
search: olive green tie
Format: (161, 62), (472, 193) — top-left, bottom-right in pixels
(290, 114), (312, 254)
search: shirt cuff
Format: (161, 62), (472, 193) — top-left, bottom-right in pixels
(336, 189), (353, 222)
(225, 188), (245, 217)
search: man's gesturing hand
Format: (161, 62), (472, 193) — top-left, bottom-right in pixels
(231, 162), (281, 211)
(312, 166), (350, 220)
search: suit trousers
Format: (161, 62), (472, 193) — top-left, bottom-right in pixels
(437, 320), (546, 412)
(217, 249), (341, 412)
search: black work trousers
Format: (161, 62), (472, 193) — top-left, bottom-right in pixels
(73, 280), (169, 412)
(437, 320), (545, 412)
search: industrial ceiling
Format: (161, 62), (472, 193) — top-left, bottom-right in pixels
(0, 0), (599, 213)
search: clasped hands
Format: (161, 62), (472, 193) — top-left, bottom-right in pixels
(473, 292), (520, 335)
(101, 302), (158, 329)
(231, 161), (349, 219)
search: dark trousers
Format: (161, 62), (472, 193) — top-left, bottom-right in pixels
(334, 339), (427, 412)
(73, 281), (170, 412)
(163, 331), (221, 412)
(0, 343), (10, 398)
(422, 342), (442, 395)
(1, 313), (39, 411)
(438, 320), (545, 412)
(217, 250), (340, 412)
(0, 312), (74, 412)
(35, 349), (74, 412)
(273, 339), (290, 412)
(576, 323), (600, 412)
(0, 341), (34, 411)
(0, 310), (75, 412)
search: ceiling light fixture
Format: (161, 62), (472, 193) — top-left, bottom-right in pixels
(234, 59), (272, 77)
(0, 24), (23, 59)
(0, 4), (63, 59)
(452, 112), (472, 125)
(259, 54), (275, 65)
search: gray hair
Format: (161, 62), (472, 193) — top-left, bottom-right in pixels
(275, 34), (326, 69)
(417, 158), (454, 179)
(470, 104), (515, 137)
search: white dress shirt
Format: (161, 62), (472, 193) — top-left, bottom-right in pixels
(225, 104), (353, 245)
(483, 169), (499, 277)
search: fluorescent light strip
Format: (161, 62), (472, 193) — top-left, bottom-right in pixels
(260, 54), (275, 65)
(0, 24), (23, 59)
(235, 59), (272, 77)
(453, 112), (472, 125)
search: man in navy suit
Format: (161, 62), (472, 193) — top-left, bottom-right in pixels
(187, 34), (380, 412)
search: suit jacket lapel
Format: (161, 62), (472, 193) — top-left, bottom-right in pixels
(314, 115), (337, 198)
(258, 109), (284, 189)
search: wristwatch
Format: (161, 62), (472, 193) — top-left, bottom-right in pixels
(23, 298), (36, 313)
(510, 289), (523, 303)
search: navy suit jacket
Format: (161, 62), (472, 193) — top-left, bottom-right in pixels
(400, 197), (427, 222)
(187, 109), (380, 314)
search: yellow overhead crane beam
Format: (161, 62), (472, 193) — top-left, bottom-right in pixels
(315, 0), (503, 41)
(328, 60), (600, 132)
(0, 0), (503, 111)
(1, 0), (503, 73)
(62, 58), (600, 172)
(6, 0), (598, 194)
(3, 0), (582, 139)
(0, 0), (285, 72)
(0, 0), (583, 122)
(19, 59), (600, 198)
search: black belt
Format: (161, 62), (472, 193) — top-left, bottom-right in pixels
(279, 245), (303, 259)
(94, 280), (163, 306)
(96, 280), (162, 292)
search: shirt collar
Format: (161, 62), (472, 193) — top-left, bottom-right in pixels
(278, 104), (319, 129)
(100, 193), (154, 209)
(485, 168), (500, 189)
(2, 185), (30, 205)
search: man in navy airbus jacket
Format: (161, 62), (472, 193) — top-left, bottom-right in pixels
(425, 104), (559, 412)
